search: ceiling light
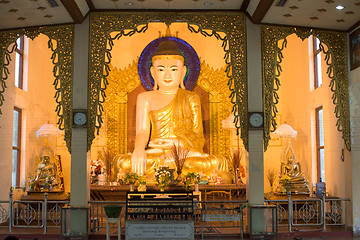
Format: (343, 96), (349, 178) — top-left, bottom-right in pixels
(125, 2), (134, 6)
(336, 5), (344, 10)
(204, 2), (212, 6)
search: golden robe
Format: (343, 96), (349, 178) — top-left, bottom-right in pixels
(115, 89), (230, 182)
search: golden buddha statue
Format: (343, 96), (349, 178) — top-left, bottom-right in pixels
(276, 155), (310, 195)
(28, 146), (63, 192)
(114, 40), (231, 183)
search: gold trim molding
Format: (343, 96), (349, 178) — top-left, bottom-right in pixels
(0, 25), (74, 151)
(261, 25), (350, 151)
(89, 11), (247, 152)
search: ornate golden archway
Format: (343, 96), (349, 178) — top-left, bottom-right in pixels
(261, 25), (350, 151)
(0, 25), (74, 150)
(87, 12), (248, 152)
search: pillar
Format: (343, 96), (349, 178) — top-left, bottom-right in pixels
(349, 68), (360, 235)
(246, 19), (265, 234)
(70, 16), (90, 235)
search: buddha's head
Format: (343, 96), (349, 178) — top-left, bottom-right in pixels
(150, 40), (187, 91)
(287, 155), (295, 163)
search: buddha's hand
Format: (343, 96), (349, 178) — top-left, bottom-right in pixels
(131, 149), (147, 176)
(148, 138), (178, 150)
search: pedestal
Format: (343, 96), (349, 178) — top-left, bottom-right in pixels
(106, 217), (121, 240)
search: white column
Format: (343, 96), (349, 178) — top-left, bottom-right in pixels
(246, 19), (265, 234)
(70, 16), (90, 235)
(350, 68), (360, 236)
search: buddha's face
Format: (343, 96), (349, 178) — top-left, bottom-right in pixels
(151, 57), (187, 91)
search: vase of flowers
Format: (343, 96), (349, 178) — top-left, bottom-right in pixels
(185, 172), (203, 192)
(229, 149), (245, 186)
(124, 172), (138, 192)
(280, 175), (291, 193)
(155, 166), (171, 192)
(137, 176), (147, 192)
(183, 177), (192, 192)
(267, 169), (276, 193)
(170, 142), (190, 182)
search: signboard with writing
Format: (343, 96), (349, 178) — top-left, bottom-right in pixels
(202, 213), (241, 222)
(126, 220), (194, 240)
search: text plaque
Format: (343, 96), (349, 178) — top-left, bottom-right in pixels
(203, 213), (241, 222)
(126, 220), (194, 240)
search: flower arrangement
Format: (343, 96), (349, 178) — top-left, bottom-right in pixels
(154, 166), (171, 191)
(103, 148), (116, 183)
(136, 175), (146, 186)
(183, 172), (204, 192)
(170, 141), (190, 181)
(229, 149), (245, 184)
(136, 176), (147, 191)
(185, 172), (203, 184)
(280, 174), (291, 193)
(183, 177), (192, 192)
(124, 172), (139, 185)
(267, 169), (276, 192)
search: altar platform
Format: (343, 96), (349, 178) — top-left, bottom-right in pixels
(90, 183), (246, 201)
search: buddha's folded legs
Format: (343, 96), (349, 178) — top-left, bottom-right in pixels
(114, 152), (232, 183)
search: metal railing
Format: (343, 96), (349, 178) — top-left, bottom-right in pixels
(264, 193), (350, 232)
(0, 192), (351, 235)
(89, 199), (248, 239)
(0, 192), (69, 234)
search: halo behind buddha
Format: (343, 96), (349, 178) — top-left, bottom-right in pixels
(138, 37), (200, 91)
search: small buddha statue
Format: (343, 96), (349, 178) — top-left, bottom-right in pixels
(276, 155), (310, 195)
(281, 156), (303, 180)
(114, 39), (231, 183)
(31, 154), (60, 191)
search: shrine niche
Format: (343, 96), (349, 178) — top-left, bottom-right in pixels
(88, 11), (248, 155)
(104, 24), (234, 159)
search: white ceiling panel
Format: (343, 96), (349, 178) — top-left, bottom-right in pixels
(0, 0), (358, 31)
(262, 0), (360, 30)
(0, 0), (72, 30)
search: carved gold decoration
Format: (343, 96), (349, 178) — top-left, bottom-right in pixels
(89, 11), (247, 152)
(104, 62), (141, 156)
(105, 59), (232, 159)
(197, 60), (232, 158)
(261, 25), (350, 151)
(0, 25), (74, 151)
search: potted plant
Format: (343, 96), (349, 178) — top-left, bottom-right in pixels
(124, 172), (138, 192)
(103, 205), (123, 218)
